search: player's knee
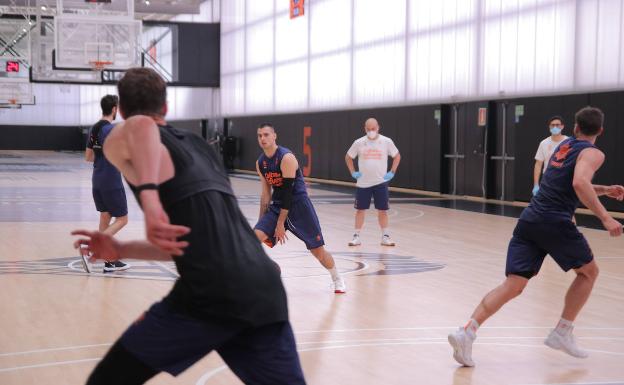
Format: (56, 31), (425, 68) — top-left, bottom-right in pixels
(577, 262), (599, 281)
(310, 246), (324, 258)
(504, 277), (527, 297)
(116, 215), (129, 225)
(254, 229), (267, 241)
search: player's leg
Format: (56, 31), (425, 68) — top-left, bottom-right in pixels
(561, 261), (599, 322)
(544, 223), (597, 358)
(101, 188), (128, 235)
(310, 246), (345, 293)
(98, 212), (112, 232)
(373, 183), (394, 246)
(218, 321), (306, 385)
(288, 198), (346, 293)
(97, 188), (130, 271)
(350, 187), (372, 246)
(97, 301), (242, 383)
(254, 205), (280, 248)
(449, 220), (543, 367)
(86, 340), (158, 385)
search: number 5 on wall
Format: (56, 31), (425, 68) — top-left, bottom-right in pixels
(303, 126), (312, 177)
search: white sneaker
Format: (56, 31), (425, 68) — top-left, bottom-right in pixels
(348, 234), (361, 246)
(79, 245), (92, 273)
(333, 276), (346, 294)
(448, 327), (476, 367)
(381, 234), (395, 246)
(544, 329), (589, 358)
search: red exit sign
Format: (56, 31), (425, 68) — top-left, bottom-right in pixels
(6, 61), (19, 72)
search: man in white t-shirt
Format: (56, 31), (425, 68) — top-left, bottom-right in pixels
(344, 118), (401, 246)
(533, 116), (568, 195)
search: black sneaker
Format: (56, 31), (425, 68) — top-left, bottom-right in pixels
(103, 260), (131, 272)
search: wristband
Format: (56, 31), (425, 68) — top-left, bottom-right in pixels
(135, 183), (159, 193)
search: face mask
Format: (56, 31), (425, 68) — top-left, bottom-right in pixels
(550, 127), (562, 135)
(366, 130), (378, 139)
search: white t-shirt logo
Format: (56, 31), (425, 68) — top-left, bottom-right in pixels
(347, 134), (399, 188)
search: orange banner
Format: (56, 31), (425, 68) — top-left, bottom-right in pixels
(290, 0), (304, 19)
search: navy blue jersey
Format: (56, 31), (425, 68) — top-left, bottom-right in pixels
(521, 138), (596, 223)
(258, 146), (307, 204)
(87, 120), (123, 190)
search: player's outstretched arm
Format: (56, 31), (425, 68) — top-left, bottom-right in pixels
(72, 230), (180, 261)
(573, 148), (623, 237)
(274, 153), (298, 244)
(103, 116), (190, 254)
(593, 184), (624, 200)
(257, 160), (271, 219)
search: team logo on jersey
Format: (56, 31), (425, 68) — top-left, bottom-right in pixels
(264, 171), (283, 186)
(550, 143), (571, 168)
(263, 160), (268, 168)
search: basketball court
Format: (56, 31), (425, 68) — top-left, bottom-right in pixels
(1, 0), (624, 384)
(0, 151), (622, 385)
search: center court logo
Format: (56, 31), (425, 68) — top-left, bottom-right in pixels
(0, 253), (444, 280)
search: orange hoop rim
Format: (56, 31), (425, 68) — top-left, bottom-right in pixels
(8, 98), (17, 105)
(89, 60), (114, 71)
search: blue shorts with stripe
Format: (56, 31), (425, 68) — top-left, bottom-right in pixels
(254, 196), (325, 250)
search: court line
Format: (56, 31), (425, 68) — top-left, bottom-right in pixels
(1, 337), (623, 375)
(516, 381), (624, 385)
(295, 326), (624, 334)
(195, 340), (624, 385)
(2, 326), (622, 359)
(0, 357), (100, 373)
(154, 261), (180, 277)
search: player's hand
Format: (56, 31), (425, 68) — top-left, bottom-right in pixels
(351, 171), (362, 180)
(532, 185), (540, 195)
(72, 230), (121, 261)
(605, 185), (624, 201)
(141, 191), (191, 256)
(383, 171), (395, 181)
(601, 217), (623, 237)
(275, 222), (288, 245)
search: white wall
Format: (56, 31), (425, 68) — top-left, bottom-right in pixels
(0, 83), (214, 126)
(0, 83), (80, 126)
(220, 0), (624, 116)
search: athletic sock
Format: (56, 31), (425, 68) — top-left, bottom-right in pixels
(354, 229), (361, 236)
(464, 319), (479, 338)
(381, 227), (389, 237)
(554, 318), (574, 336)
(328, 266), (340, 280)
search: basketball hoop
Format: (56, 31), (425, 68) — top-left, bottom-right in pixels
(89, 60), (113, 71)
(8, 99), (17, 105)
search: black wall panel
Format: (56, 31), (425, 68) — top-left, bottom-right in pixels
(0, 125), (84, 150)
(176, 23), (220, 86)
(228, 104), (443, 192)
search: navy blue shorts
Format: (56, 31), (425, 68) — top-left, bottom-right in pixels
(254, 197), (324, 250)
(506, 220), (594, 279)
(355, 182), (389, 210)
(92, 188), (128, 217)
(120, 301), (305, 384)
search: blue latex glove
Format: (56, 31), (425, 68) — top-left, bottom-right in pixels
(351, 171), (362, 180)
(383, 171), (395, 181)
(532, 185), (539, 195)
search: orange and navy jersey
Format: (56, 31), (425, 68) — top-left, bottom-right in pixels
(521, 138), (596, 223)
(258, 146), (307, 203)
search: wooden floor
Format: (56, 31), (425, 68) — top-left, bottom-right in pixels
(1, 151), (623, 385)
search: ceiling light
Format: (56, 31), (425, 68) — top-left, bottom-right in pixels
(41, 5), (47, 11)
(144, 0), (150, 5)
